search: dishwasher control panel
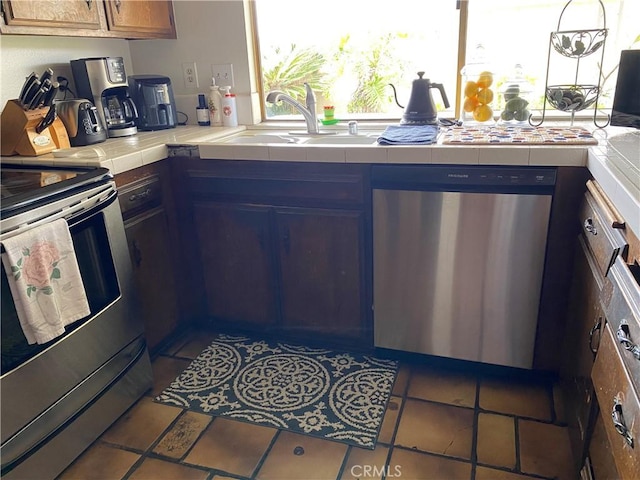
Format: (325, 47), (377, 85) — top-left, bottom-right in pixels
(371, 165), (557, 193)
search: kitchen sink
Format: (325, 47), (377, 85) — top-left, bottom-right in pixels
(216, 131), (380, 146)
(221, 134), (304, 144)
(304, 135), (378, 145)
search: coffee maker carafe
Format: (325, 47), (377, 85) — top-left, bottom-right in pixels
(70, 57), (138, 137)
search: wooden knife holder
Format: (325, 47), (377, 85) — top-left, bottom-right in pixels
(1, 99), (70, 157)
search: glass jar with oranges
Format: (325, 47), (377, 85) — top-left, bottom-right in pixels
(460, 44), (496, 125)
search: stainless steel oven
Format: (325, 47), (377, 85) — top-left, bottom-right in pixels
(0, 164), (152, 479)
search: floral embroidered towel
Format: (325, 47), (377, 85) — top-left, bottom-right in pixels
(1, 218), (90, 344)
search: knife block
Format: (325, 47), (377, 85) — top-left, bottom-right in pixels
(1, 99), (70, 156)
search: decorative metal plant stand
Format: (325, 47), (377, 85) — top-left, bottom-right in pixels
(530, 0), (610, 127)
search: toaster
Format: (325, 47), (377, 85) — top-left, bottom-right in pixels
(56, 99), (107, 147)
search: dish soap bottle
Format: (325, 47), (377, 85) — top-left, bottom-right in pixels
(208, 78), (223, 126)
(221, 86), (238, 127)
(196, 94), (210, 126)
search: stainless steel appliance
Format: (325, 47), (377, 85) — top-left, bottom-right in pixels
(372, 165), (556, 369)
(611, 49), (640, 129)
(128, 75), (178, 131)
(70, 57), (138, 137)
(56, 99), (108, 147)
(0, 165), (152, 479)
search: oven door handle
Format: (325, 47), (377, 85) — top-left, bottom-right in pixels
(65, 188), (118, 228)
(1, 185), (118, 246)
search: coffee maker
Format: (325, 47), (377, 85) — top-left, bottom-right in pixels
(70, 57), (138, 137)
(128, 75), (178, 130)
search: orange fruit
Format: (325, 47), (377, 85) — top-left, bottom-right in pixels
(477, 71), (493, 88)
(463, 96), (478, 112)
(473, 104), (493, 122)
(476, 87), (494, 105)
(464, 81), (479, 98)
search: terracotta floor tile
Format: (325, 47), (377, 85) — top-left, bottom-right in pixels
(394, 399), (474, 460)
(392, 364), (411, 396)
(475, 466), (541, 480)
(100, 397), (181, 451)
(153, 411), (212, 459)
(518, 419), (574, 480)
(256, 431), (348, 480)
(184, 417), (275, 476)
(58, 443), (139, 479)
(340, 445), (390, 480)
(389, 447), (472, 480)
(476, 413), (516, 469)
(408, 367), (477, 408)
(479, 378), (552, 421)
(378, 396), (403, 444)
(149, 355), (193, 397)
(128, 457), (208, 480)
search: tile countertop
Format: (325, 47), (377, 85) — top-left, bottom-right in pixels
(1, 123), (638, 236)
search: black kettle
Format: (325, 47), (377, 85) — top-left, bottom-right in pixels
(389, 72), (450, 125)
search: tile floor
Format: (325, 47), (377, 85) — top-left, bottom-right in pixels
(58, 330), (574, 480)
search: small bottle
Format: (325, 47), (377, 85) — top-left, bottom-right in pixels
(208, 78), (223, 126)
(221, 86), (238, 127)
(196, 94), (210, 126)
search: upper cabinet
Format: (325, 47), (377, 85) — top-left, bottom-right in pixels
(104, 0), (175, 38)
(0, 0), (176, 39)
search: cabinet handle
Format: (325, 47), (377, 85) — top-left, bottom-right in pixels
(588, 318), (602, 356)
(283, 228), (290, 254)
(129, 188), (152, 202)
(612, 396), (634, 447)
(115, 0), (122, 14)
(617, 319), (640, 360)
(584, 217), (597, 235)
(85, 0), (92, 10)
(132, 240), (142, 268)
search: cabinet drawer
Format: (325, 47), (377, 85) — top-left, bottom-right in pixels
(579, 188), (626, 278)
(603, 257), (640, 392)
(592, 323), (640, 478)
(185, 160), (367, 206)
(118, 175), (163, 217)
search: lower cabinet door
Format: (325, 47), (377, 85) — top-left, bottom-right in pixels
(589, 408), (621, 480)
(275, 207), (365, 342)
(192, 202), (278, 327)
(125, 206), (179, 351)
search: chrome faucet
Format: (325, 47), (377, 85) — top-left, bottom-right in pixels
(266, 83), (319, 134)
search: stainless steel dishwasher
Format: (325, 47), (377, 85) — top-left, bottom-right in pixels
(372, 165), (556, 369)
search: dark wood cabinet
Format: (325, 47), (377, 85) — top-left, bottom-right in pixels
(116, 161), (181, 354)
(276, 207), (364, 339)
(561, 234), (605, 473)
(124, 205), (178, 350)
(180, 159), (372, 348)
(0, 0), (176, 38)
(192, 202), (277, 328)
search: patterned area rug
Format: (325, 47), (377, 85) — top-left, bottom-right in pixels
(155, 334), (398, 449)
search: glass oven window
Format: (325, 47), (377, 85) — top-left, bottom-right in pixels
(1, 212), (120, 375)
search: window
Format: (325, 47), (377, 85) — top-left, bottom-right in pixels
(253, 0), (639, 122)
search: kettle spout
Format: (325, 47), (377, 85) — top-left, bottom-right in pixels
(388, 84), (404, 109)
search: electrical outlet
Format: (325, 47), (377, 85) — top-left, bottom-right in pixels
(211, 63), (234, 87)
(182, 62), (199, 88)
